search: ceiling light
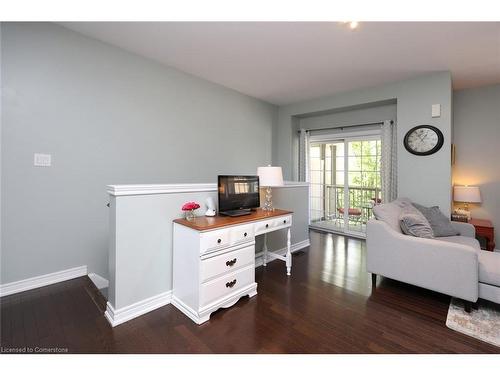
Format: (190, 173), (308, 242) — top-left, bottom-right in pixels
(339, 21), (360, 30)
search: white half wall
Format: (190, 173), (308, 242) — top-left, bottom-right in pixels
(107, 182), (310, 312)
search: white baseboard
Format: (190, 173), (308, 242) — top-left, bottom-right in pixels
(255, 238), (310, 268)
(0, 265), (88, 297)
(88, 273), (109, 290)
(104, 290), (172, 327)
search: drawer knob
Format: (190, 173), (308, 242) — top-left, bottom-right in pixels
(265, 224), (269, 228)
(226, 279), (237, 288)
(244, 232), (247, 237)
(226, 258), (237, 267)
(217, 238), (222, 244)
(283, 219), (286, 224)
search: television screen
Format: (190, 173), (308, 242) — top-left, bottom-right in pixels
(218, 175), (260, 213)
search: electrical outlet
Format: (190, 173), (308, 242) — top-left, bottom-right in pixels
(34, 153), (51, 167)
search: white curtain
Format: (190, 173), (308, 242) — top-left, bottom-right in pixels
(298, 129), (310, 182)
(381, 120), (397, 203)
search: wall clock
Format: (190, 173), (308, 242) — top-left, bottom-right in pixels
(403, 125), (444, 156)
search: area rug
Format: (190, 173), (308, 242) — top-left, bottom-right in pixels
(446, 298), (500, 347)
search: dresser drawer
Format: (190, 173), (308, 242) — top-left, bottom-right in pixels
(200, 224), (255, 254)
(200, 228), (231, 253)
(254, 215), (292, 234)
(273, 215), (292, 229)
(200, 244), (255, 282)
(254, 218), (276, 234)
(229, 223), (255, 245)
(200, 265), (255, 307)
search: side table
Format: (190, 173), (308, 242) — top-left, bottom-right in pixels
(469, 218), (495, 252)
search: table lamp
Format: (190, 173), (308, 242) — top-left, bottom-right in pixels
(257, 165), (284, 211)
(454, 185), (481, 211)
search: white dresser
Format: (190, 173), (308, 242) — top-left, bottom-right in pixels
(172, 209), (293, 324)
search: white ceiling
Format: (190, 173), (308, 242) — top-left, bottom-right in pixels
(61, 22), (500, 105)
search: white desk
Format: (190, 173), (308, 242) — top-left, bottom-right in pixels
(172, 208), (293, 324)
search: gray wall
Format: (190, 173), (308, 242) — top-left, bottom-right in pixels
(109, 185), (309, 310)
(258, 185), (310, 253)
(274, 72), (453, 215)
(1, 23), (277, 284)
(453, 84), (500, 246)
(298, 103), (397, 131)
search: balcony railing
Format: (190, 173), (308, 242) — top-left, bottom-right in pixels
(311, 185), (381, 225)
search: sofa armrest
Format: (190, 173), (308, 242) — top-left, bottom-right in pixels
(451, 221), (475, 238)
(366, 219), (478, 302)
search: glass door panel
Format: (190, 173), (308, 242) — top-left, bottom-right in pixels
(345, 139), (381, 235)
(308, 136), (381, 237)
(308, 142), (344, 232)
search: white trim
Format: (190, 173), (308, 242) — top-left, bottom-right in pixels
(278, 181), (309, 188)
(107, 183), (216, 196)
(104, 290), (172, 327)
(255, 238), (310, 267)
(107, 181), (308, 196)
(0, 266), (87, 297)
(171, 295), (201, 324)
(309, 129), (381, 143)
(88, 273), (109, 290)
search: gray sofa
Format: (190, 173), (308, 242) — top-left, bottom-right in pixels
(366, 199), (500, 312)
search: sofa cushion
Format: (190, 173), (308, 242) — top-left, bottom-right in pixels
(412, 203), (459, 237)
(373, 198), (412, 233)
(399, 204), (434, 238)
(478, 251), (500, 286)
(436, 235), (481, 250)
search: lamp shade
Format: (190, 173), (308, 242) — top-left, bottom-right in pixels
(454, 186), (481, 203)
(257, 166), (284, 187)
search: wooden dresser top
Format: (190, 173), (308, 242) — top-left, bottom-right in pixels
(173, 208), (293, 231)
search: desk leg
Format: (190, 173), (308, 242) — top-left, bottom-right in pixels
(263, 233), (268, 266)
(286, 227), (292, 276)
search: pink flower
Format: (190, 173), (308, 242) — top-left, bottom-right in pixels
(182, 201), (201, 211)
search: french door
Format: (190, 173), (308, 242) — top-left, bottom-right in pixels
(308, 132), (382, 237)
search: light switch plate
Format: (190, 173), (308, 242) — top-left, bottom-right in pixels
(34, 153), (51, 167)
(431, 104), (441, 118)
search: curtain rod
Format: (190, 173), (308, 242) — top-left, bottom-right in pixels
(297, 120), (393, 133)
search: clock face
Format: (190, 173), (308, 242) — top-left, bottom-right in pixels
(404, 125), (444, 156)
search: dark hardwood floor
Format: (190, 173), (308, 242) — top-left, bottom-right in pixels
(1, 231), (499, 353)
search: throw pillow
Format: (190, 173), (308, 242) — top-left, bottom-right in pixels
(399, 204), (434, 238)
(372, 197), (412, 233)
(412, 203), (459, 237)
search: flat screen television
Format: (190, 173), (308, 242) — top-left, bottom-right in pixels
(218, 175), (260, 216)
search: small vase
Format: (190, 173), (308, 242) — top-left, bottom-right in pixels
(185, 209), (196, 221)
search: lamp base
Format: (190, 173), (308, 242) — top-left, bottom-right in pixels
(262, 187), (274, 211)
